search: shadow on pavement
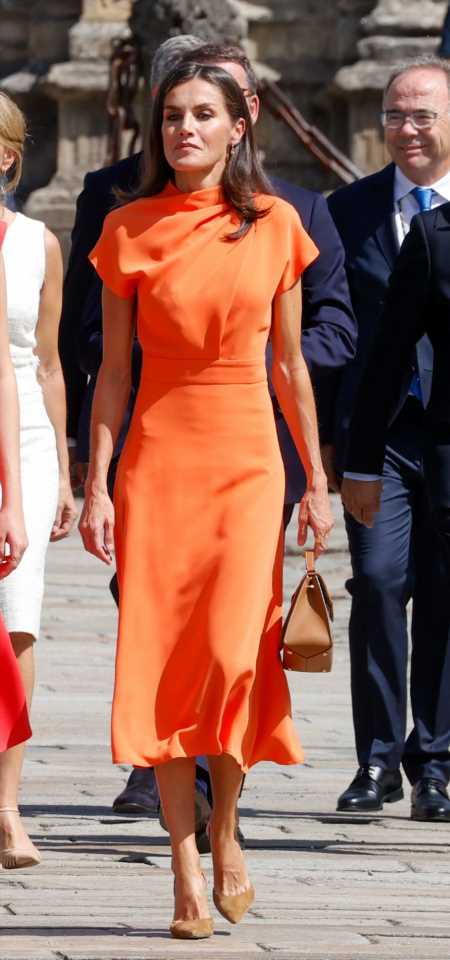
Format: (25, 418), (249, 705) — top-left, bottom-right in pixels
(0, 925), (229, 939)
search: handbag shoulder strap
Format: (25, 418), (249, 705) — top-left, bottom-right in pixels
(0, 220), (7, 250)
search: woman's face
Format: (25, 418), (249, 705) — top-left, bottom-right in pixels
(161, 77), (245, 179)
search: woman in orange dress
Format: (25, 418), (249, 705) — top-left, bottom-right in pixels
(80, 63), (333, 939)
(0, 247), (31, 866)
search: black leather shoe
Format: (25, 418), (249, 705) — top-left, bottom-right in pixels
(411, 778), (450, 821)
(337, 765), (403, 812)
(112, 767), (160, 816)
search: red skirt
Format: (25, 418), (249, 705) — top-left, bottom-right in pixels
(0, 615), (31, 751)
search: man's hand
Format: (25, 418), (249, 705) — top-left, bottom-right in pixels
(341, 477), (383, 528)
(320, 444), (341, 493)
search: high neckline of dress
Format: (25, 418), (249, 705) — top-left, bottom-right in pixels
(161, 180), (226, 208)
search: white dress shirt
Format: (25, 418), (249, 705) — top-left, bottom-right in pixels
(344, 166), (450, 482)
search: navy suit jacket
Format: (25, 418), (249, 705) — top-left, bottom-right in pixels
(59, 152), (143, 459)
(327, 163), (433, 474)
(346, 202), (450, 474)
(59, 156), (356, 499)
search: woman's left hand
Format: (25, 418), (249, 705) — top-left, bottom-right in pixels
(298, 478), (334, 557)
(50, 478), (78, 541)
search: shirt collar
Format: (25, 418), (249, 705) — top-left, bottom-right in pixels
(394, 165), (450, 202)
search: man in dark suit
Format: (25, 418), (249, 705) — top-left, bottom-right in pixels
(327, 57), (450, 819)
(59, 40), (356, 815)
(342, 203), (450, 820)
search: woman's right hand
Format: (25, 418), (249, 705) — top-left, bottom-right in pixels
(0, 506), (28, 579)
(298, 477), (334, 558)
(79, 484), (115, 565)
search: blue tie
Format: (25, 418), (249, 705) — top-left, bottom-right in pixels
(411, 186), (433, 211)
(408, 187), (432, 403)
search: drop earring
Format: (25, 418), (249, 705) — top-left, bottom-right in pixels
(0, 171), (7, 201)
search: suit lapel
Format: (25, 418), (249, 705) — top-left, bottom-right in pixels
(372, 164), (398, 269)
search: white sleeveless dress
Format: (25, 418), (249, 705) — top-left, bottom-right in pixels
(0, 213), (58, 639)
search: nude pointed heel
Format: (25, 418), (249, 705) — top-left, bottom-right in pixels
(170, 871), (214, 939)
(0, 808), (41, 870)
(170, 917), (214, 939)
(213, 885), (255, 924)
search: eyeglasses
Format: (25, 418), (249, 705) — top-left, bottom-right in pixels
(381, 110), (448, 130)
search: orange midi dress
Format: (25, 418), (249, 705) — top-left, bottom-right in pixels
(90, 183), (318, 772)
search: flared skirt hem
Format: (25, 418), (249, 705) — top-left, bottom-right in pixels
(111, 745), (304, 775)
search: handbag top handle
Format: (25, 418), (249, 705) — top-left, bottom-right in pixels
(305, 550), (315, 574)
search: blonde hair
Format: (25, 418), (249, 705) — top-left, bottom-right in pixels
(0, 93), (26, 193)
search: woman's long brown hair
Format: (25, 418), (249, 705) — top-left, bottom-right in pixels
(118, 62), (274, 240)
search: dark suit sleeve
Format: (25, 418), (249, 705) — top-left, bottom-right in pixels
(300, 192), (357, 378)
(345, 214), (431, 475)
(298, 193), (356, 444)
(58, 172), (107, 438)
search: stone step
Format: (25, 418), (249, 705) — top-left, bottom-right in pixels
(362, 0), (447, 37)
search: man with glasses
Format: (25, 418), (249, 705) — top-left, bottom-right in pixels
(326, 57), (450, 820)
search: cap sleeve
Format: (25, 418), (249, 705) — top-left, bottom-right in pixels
(275, 200), (319, 295)
(89, 208), (138, 300)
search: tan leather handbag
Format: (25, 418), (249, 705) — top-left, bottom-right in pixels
(282, 550), (334, 673)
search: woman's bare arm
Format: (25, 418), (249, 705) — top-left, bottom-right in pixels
(35, 229), (77, 540)
(271, 280), (333, 555)
(79, 286), (135, 563)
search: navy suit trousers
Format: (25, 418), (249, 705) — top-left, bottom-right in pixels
(345, 398), (450, 784)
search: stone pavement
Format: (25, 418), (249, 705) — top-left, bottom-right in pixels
(1, 495), (450, 960)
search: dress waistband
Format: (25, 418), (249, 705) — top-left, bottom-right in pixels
(141, 357), (267, 385)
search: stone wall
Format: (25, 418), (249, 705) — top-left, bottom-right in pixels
(0, 1), (82, 205)
(0, 1), (132, 254)
(246, 0), (377, 190)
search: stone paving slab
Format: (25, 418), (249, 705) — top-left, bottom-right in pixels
(1, 496), (450, 959)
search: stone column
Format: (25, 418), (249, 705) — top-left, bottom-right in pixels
(130, 0), (247, 86)
(29, 0), (82, 68)
(331, 0), (448, 174)
(24, 0), (131, 258)
(0, 1), (30, 79)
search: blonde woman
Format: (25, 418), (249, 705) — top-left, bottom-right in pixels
(0, 92), (76, 867)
